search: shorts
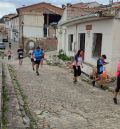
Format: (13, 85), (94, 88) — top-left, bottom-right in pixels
(18, 55), (23, 59)
(115, 74), (120, 92)
(73, 65), (81, 77)
(19, 57), (23, 60)
(35, 60), (41, 65)
(97, 71), (103, 75)
(31, 58), (34, 62)
(8, 55), (11, 60)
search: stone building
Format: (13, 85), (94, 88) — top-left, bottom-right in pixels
(16, 2), (64, 51)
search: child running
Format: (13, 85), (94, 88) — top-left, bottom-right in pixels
(92, 54), (107, 87)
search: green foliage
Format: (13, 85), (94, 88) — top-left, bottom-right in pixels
(58, 49), (71, 61)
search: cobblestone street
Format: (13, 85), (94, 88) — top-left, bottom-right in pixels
(8, 58), (120, 129)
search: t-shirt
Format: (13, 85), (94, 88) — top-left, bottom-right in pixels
(72, 56), (82, 66)
(97, 59), (104, 74)
(29, 50), (34, 59)
(17, 48), (24, 58)
(33, 49), (42, 61)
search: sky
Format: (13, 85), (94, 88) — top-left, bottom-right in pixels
(0, 0), (118, 18)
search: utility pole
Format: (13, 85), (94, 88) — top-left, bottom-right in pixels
(21, 21), (24, 50)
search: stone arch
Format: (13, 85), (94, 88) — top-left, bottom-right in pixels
(25, 40), (36, 53)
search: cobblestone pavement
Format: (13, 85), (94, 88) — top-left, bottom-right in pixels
(9, 58), (120, 129)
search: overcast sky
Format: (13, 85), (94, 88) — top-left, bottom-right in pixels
(0, 0), (118, 18)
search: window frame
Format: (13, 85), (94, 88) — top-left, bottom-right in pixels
(92, 33), (102, 58)
(68, 34), (73, 51)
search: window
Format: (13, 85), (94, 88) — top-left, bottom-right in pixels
(68, 34), (73, 51)
(92, 33), (102, 58)
(43, 27), (47, 37)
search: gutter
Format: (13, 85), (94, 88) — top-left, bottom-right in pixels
(58, 13), (113, 26)
(58, 13), (99, 26)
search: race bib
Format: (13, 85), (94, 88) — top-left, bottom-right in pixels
(20, 55), (23, 58)
(34, 58), (36, 61)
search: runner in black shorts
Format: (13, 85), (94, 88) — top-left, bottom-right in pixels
(33, 47), (42, 75)
(17, 47), (24, 65)
(113, 74), (120, 104)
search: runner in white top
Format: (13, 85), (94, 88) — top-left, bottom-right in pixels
(73, 50), (83, 83)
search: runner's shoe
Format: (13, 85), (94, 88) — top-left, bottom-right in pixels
(113, 98), (117, 104)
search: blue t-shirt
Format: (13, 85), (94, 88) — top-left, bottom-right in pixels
(33, 49), (42, 61)
(97, 59), (104, 74)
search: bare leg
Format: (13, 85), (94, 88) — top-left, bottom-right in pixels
(32, 62), (35, 70)
(41, 59), (43, 67)
(36, 64), (39, 75)
(19, 59), (23, 65)
(114, 92), (118, 98)
(73, 77), (77, 83)
(113, 92), (118, 104)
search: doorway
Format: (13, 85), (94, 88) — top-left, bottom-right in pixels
(80, 33), (85, 51)
(79, 33), (85, 59)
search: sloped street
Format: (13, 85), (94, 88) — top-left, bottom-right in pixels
(5, 57), (120, 129)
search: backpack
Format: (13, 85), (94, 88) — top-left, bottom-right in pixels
(34, 50), (42, 60)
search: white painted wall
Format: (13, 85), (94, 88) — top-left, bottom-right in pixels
(23, 26), (43, 38)
(23, 14), (44, 26)
(58, 19), (115, 74)
(57, 26), (68, 55)
(77, 20), (114, 74)
(23, 14), (44, 38)
(111, 19), (120, 74)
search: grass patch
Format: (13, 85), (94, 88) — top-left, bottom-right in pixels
(8, 65), (38, 129)
(1, 64), (8, 128)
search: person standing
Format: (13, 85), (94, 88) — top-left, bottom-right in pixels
(9, 42), (11, 49)
(17, 47), (24, 65)
(33, 46), (42, 75)
(7, 48), (12, 60)
(72, 50), (83, 83)
(29, 47), (35, 70)
(113, 61), (120, 104)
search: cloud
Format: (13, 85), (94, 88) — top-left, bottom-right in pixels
(0, 2), (16, 18)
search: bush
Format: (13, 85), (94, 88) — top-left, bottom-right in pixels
(58, 49), (71, 61)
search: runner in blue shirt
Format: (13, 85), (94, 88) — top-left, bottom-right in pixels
(33, 46), (42, 75)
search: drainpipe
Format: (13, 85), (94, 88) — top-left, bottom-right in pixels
(21, 21), (24, 50)
(74, 24), (78, 55)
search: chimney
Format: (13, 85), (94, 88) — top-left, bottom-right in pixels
(109, 0), (113, 5)
(62, 4), (66, 9)
(67, 3), (72, 7)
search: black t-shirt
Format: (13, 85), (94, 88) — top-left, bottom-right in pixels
(17, 48), (24, 58)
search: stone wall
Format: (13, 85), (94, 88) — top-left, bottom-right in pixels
(19, 37), (58, 53)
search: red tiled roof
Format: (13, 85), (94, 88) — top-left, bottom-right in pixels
(66, 6), (106, 20)
(17, 2), (64, 15)
(72, 3), (88, 8)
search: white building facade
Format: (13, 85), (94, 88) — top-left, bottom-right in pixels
(11, 15), (19, 42)
(58, 8), (120, 75)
